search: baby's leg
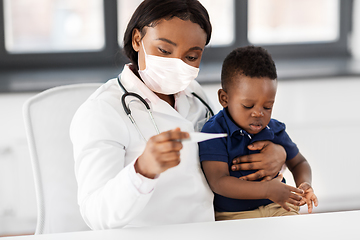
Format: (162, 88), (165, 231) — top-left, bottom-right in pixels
(215, 203), (299, 221)
(260, 203), (299, 217)
(215, 208), (262, 221)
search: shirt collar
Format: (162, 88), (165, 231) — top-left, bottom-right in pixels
(120, 64), (160, 104)
(223, 108), (245, 137)
(222, 108), (274, 141)
(181, 86), (195, 98)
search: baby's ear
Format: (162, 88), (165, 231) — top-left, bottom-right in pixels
(218, 89), (228, 108)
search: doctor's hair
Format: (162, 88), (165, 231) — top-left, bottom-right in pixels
(123, 0), (212, 68)
(221, 46), (277, 92)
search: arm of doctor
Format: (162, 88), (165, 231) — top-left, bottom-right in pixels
(231, 141), (287, 181)
(135, 128), (189, 179)
(72, 100), (189, 229)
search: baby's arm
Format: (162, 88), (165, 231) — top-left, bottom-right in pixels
(201, 160), (303, 211)
(286, 153), (319, 213)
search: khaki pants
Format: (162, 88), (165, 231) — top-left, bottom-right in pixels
(215, 203), (299, 221)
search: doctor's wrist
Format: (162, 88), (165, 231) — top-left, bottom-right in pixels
(134, 157), (158, 179)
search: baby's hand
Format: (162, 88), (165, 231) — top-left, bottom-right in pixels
(266, 174), (304, 211)
(298, 182), (318, 213)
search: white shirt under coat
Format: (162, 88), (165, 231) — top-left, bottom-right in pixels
(70, 64), (215, 230)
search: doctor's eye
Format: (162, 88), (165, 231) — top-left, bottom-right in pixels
(158, 47), (171, 55)
(186, 55), (199, 61)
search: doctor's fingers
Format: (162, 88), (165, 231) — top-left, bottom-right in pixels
(233, 154), (261, 164)
(154, 140), (184, 153)
(151, 128), (189, 142)
(156, 150), (181, 161)
(231, 161), (263, 171)
(157, 158), (181, 171)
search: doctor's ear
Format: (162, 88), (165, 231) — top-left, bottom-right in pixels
(218, 89), (228, 108)
(132, 28), (142, 52)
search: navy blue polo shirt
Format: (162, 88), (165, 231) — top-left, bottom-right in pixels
(198, 108), (299, 212)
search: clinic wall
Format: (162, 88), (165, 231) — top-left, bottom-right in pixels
(351, 0), (360, 60)
(0, 93), (37, 236)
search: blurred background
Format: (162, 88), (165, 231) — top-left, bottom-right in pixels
(1, 0), (360, 237)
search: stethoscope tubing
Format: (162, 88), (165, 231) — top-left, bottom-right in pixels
(117, 75), (213, 141)
(117, 75), (160, 141)
(191, 92), (214, 117)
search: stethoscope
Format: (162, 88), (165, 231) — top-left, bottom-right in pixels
(117, 75), (214, 141)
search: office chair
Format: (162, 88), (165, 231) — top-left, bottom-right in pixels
(23, 83), (102, 234)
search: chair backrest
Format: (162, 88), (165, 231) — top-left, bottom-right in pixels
(23, 83), (102, 234)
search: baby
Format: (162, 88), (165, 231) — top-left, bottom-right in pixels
(198, 46), (318, 220)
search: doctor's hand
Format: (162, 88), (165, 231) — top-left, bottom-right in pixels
(231, 141), (286, 181)
(134, 128), (189, 179)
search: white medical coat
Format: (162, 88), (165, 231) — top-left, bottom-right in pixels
(70, 64), (214, 229)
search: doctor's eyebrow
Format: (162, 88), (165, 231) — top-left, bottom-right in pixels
(157, 38), (177, 46)
(156, 38), (203, 52)
(188, 46), (203, 51)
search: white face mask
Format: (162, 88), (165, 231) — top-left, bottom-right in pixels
(138, 42), (199, 94)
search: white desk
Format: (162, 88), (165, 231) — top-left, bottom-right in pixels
(4, 210), (360, 240)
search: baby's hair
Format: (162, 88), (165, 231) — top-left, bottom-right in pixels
(221, 46), (277, 92)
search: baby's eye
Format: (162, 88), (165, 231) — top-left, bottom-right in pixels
(264, 104), (273, 110)
(242, 104), (253, 109)
(158, 47), (171, 54)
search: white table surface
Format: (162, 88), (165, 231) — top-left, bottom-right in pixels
(5, 210), (360, 240)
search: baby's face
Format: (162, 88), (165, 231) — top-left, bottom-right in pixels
(219, 75), (277, 135)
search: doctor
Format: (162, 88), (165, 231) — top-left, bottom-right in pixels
(70, 0), (286, 230)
